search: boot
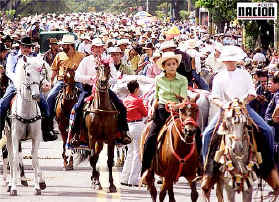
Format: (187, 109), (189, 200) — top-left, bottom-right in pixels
(41, 117), (58, 142)
(115, 131), (131, 145)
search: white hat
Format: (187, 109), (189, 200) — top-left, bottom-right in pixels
(117, 39), (130, 46)
(159, 40), (177, 52)
(158, 52), (182, 70)
(184, 39), (197, 49)
(91, 38), (104, 46)
(58, 34), (75, 45)
(108, 47), (122, 53)
(218, 45), (247, 62)
(151, 50), (161, 61)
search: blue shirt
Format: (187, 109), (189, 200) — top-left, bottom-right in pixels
(265, 90), (279, 122)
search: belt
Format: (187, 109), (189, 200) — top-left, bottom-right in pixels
(128, 119), (143, 123)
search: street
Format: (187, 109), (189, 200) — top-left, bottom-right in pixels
(0, 138), (275, 202)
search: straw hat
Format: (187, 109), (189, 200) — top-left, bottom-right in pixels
(58, 35), (75, 45)
(48, 38), (58, 44)
(108, 47), (122, 54)
(91, 38), (104, 46)
(158, 52), (182, 70)
(218, 45), (247, 62)
(159, 40), (177, 52)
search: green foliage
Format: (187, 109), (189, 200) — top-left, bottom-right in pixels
(5, 9), (16, 19)
(179, 10), (190, 20)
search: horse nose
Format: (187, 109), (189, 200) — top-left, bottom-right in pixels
(32, 94), (40, 101)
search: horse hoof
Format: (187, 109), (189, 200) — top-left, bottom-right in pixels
(92, 182), (102, 191)
(39, 182), (46, 190)
(34, 188), (41, 195)
(64, 165), (73, 171)
(10, 190), (17, 196)
(108, 185), (117, 193)
(7, 185), (11, 192)
(21, 180), (28, 187)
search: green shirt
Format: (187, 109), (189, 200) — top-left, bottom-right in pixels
(155, 72), (188, 104)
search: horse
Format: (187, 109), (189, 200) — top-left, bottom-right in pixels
(6, 56), (46, 196)
(140, 95), (201, 202)
(55, 68), (78, 170)
(81, 60), (119, 193)
(201, 99), (274, 202)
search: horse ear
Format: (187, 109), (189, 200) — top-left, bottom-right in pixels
(23, 56), (27, 63)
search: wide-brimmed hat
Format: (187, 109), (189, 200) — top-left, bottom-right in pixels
(48, 38), (58, 44)
(159, 40), (177, 52)
(151, 50), (161, 61)
(218, 45), (247, 62)
(20, 36), (34, 46)
(58, 35), (75, 45)
(184, 39), (197, 49)
(117, 39), (130, 46)
(158, 52), (182, 70)
(108, 47), (122, 54)
(91, 38), (104, 46)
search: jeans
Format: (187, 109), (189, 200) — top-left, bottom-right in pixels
(0, 83), (50, 132)
(202, 104), (275, 166)
(46, 81), (64, 119)
(192, 70), (209, 91)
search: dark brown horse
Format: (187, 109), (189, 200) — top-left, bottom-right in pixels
(140, 96), (200, 202)
(81, 60), (119, 192)
(55, 68), (78, 170)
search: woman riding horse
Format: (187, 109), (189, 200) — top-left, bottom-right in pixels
(68, 39), (131, 146)
(141, 51), (202, 184)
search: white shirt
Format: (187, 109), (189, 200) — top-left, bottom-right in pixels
(186, 49), (201, 73)
(205, 52), (224, 73)
(211, 68), (256, 103)
(75, 55), (120, 86)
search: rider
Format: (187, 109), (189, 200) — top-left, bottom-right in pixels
(0, 36), (57, 141)
(67, 39), (131, 146)
(159, 40), (209, 90)
(141, 51), (191, 184)
(46, 35), (85, 135)
(265, 72), (279, 168)
(202, 46), (279, 190)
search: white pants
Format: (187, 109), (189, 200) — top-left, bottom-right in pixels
(121, 121), (145, 186)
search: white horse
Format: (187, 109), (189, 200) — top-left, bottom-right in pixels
(6, 56), (46, 196)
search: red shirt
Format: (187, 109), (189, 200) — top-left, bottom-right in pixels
(123, 94), (148, 122)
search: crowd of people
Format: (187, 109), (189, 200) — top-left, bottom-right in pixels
(1, 12), (279, 189)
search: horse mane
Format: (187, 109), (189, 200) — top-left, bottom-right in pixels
(14, 56), (43, 90)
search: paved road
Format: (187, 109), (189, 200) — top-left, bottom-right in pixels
(0, 139), (275, 202)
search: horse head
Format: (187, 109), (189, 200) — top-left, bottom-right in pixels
(219, 98), (252, 192)
(95, 59), (110, 92)
(15, 56), (41, 102)
(62, 68), (77, 100)
(173, 94), (200, 143)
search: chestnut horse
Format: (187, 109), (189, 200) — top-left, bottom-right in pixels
(81, 60), (119, 192)
(55, 69), (78, 170)
(140, 96), (200, 202)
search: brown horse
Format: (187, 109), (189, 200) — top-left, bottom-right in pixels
(55, 69), (78, 170)
(140, 96), (200, 202)
(81, 60), (119, 192)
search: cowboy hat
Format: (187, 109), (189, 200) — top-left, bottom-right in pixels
(108, 47), (122, 54)
(91, 38), (104, 46)
(58, 35), (75, 45)
(159, 40), (177, 52)
(218, 45), (247, 62)
(151, 50), (161, 61)
(158, 52), (182, 70)
(20, 36), (34, 46)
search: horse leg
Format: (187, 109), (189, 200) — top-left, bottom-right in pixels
(201, 174), (215, 202)
(147, 170), (157, 202)
(224, 181), (235, 202)
(158, 178), (167, 202)
(168, 183), (176, 202)
(2, 147), (9, 186)
(185, 175), (199, 202)
(5, 132), (13, 192)
(107, 143), (117, 193)
(216, 178), (224, 202)
(31, 128), (45, 195)
(11, 135), (19, 196)
(19, 143), (28, 187)
(242, 186), (253, 202)
(62, 142), (73, 171)
(89, 141), (103, 191)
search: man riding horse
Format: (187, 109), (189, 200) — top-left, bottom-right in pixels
(0, 36), (57, 141)
(201, 46), (279, 197)
(68, 38), (131, 146)
(46, 35), (85, 136)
